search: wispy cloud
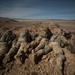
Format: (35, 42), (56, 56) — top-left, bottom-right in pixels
(0, 8), (43, 18)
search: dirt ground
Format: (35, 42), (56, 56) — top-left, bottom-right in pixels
(0, 18), (75, 75)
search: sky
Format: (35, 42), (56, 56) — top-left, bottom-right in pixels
(0, 0), (75, 19)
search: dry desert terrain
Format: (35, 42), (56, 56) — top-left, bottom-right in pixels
(0, 18), (75, 75)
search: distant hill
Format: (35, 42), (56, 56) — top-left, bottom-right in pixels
(0, 17), (18, 23)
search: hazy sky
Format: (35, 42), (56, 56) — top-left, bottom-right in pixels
(0, 0), (75, 19)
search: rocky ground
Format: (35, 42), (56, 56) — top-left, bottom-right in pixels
(0, 18), (75, 75)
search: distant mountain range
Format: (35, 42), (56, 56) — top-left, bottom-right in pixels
(0, 17), (75, 21)
(0, 17), (17, 22)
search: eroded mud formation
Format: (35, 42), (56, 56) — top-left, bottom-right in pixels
(0, 26), (75, 75)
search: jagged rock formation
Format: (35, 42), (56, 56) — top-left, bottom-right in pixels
(0, 23), (75, 75)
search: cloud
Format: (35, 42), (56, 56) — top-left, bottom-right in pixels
(0, 8), (43, 18)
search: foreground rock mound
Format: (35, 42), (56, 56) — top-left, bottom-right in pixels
(0, 27), (75, 75)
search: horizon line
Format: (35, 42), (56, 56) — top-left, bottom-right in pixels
(0, 17), (75, 21)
